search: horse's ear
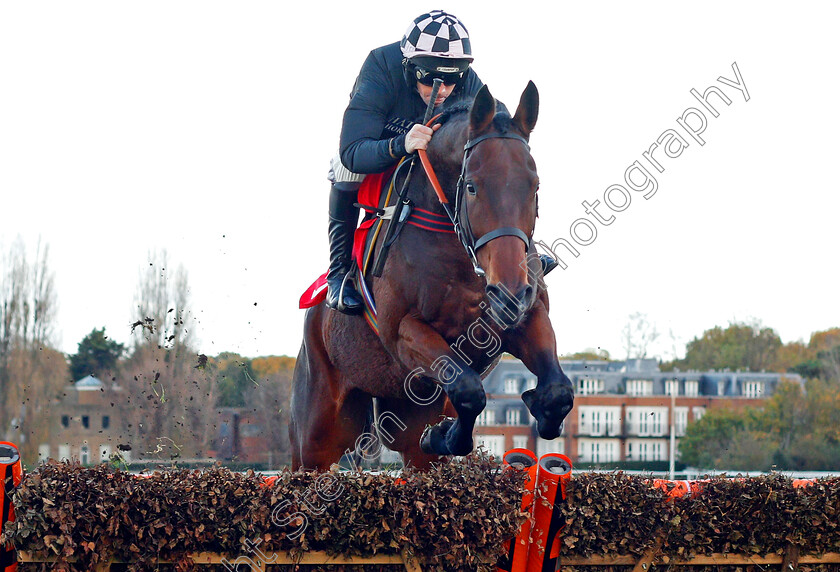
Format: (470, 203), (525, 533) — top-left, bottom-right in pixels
(470, 85), (496, 134)
(513, 80), (539, 135)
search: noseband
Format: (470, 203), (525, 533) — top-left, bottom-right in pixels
(417, 128), (533, 277)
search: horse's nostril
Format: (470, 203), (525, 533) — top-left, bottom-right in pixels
(522, 285), (534, 303)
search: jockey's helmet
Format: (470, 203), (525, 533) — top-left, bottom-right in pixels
(400, 10), (473, 87)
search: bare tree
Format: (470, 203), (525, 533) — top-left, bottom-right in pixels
(117, 250), (216, 461)
(244, 361), (293, 468)
(131, 249), (194, 352)
(0, 238), (64, 456)
(622, 312), (660, 360)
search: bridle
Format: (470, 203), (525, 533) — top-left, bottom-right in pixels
(417, 124), (533, 277)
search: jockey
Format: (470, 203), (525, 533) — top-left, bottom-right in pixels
(326, 10), (556, 314)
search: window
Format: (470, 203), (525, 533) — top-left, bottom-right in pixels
(61, 415), (69, 428)
(581, 407), (621, 436)
(627, 379), (653, 396)
(80, 445), (90, 465)
(506, 408), (521, 426)
(630, 441), (665, 462)
(639, 412), (649, 435)
(744, 381), (765, 398)
(38, 444), (50, 461)
(81, 416), (90, 429)
(651, 411), (664, 435)
(579, 439), (618, 463)
(536, 437), (564, 456)
(578, 405), (621, 435)
(100, 445), (112, 463)
(102, 415), (110, 429)
(577, 378), (604, 395)
(693, 406), (706, 421)
(58, 444), (70, 461)
(475, 435), (505, 458)
(525, 377), (537, 391)
(513, 435), (529, 450)
(665, 380), (680, 396)
(717, 380), (726, 396)
(605, 409), (619, 435)
(675, 407), (688, 436)
(685, 380), (699, 397)
(628, 407), (668, 436)
(476, 409), (495, 426)
(504, 377), (519, 394)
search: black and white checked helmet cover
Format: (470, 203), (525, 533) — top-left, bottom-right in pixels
(400, 10), (473, 61)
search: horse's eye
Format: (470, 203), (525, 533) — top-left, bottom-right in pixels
(466, 181), (477, 196)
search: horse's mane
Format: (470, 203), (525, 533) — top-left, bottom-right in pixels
(406, 98), (515, 210)
(434, 99), (514, 134)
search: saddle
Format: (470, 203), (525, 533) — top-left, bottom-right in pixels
(299, 163), (454, 335)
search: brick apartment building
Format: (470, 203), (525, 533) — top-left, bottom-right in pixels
(39, 375), (125, 464)
(41, 376), (275, 467)
(473, 358), (803, 464)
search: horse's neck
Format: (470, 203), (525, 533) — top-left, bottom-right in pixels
(406, 153), (461, 214)
(408, 176), (454, 214)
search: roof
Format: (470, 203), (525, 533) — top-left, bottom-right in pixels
(75, 375), (104, 390)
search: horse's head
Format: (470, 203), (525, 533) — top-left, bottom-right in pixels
(460, 82), (540, 328)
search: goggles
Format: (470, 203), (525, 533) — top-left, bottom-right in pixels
(413, 65), (464, 87)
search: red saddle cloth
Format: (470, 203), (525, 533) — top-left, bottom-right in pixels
(299, 167), (395, 309)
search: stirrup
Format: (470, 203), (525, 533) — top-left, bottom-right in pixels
(328, 271), (363, 315)
(540, 254), (559, 276)
(336, 272), (355, 313)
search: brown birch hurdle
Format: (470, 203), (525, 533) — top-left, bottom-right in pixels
(557, 548), (840, 571)
(18, 549), (423, 571)
(17, 548), (840, 570)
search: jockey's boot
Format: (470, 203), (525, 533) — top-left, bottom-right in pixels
(326, 183), (364, 314)
(540, 254), (559, 276)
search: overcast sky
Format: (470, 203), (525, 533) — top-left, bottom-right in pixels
(2, 1), (838, 361)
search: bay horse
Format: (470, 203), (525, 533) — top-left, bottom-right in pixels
(291, 82), (574, 470)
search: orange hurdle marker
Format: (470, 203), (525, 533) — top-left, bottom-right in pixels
(526, 453), (573, 572)
(495, 449), (538, 572)
(1, 443), (22, 572)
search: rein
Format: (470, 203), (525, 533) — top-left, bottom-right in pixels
(416, 120), (532, 277)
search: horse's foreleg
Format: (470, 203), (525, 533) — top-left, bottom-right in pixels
(393, 315), (485, 456)
(504, 300), (574, 440)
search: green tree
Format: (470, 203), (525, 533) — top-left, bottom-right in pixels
(781, 328), (840, 381)
(69, 328), (125, 381)
(678, 406), (755, 468)
(561, 348), (610, 361)
(677, 321), (782, 372)
(211, 353), (256, 408)
(680, 380), (840, 470)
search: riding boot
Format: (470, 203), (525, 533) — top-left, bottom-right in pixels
(539, 254), (559, 276)
(326, 183), (364, 314)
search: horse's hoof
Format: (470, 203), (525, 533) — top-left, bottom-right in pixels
(445, 432), (474, 457)
(536, 418), (562, 440)
(420, 417), (456, 455)
(523, 386), (573, 440)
